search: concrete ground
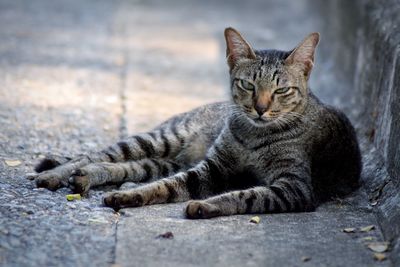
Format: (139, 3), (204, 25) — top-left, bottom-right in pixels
(0, 0), (391, 266)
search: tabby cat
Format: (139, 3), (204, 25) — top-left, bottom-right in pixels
(30, 28), (361, 219)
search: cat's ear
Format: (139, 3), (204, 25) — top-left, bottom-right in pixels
(285, 32), (320, 79)
(224, 27), (256, 71)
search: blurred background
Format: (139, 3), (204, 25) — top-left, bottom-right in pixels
(0, 0), (353, 155)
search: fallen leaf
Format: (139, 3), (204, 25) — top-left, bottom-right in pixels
(373, 253), (387, 261)
(342, 227), (356, 233)
(370, 201), (378, 206)
(360, 225), (375, 232)
(66, 194), (81, 201)
(367, 242), (389, 253)
(362, 236), (374, 242)
(157, 232), (174, 239)
(301, 256), (311, 262)
(250, 216), (260, 224)
(5, 159), (22, 167)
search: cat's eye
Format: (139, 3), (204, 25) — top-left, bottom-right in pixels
(274, 87), (291, 94)
(238, 79), (255, 91)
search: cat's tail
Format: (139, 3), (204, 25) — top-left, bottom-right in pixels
(34, 155), (72, 173)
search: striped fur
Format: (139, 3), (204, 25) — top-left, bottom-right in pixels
(32, 28), (361, 219)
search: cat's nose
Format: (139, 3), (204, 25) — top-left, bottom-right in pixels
(255, 105), (267, 116)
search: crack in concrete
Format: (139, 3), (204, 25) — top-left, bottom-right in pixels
(111, 10), (132, 262)
(110, 213), (121, 266)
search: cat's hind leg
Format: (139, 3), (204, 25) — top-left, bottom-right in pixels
(68, 159), (183, 195)
(26, 155), (72, 183)
(33, 154), (104, 190)
(31, 113), (194, 191)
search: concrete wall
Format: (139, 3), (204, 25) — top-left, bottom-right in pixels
(321, 0), (400, 263)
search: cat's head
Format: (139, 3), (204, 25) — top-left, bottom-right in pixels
(224, 27), (319, 125)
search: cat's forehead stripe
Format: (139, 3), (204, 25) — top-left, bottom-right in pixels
(271, 70), (278, 82)
(252, 72), (258, 82)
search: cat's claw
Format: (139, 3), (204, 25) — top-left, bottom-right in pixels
(103, 192), (144, 211)
(185, 201), (221, 219)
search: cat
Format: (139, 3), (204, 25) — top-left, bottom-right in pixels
(30, 27), (361, 219)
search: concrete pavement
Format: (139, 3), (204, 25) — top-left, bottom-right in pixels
(0, 0), (391, 266)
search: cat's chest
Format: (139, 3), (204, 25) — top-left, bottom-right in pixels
(237, 139), (305, 169)
(228, 165), (267, 189)
(227, 119), (308, 151)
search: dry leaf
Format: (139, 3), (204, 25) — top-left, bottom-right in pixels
(373, 253), (387, 261)
(360, 225), (375, 232)
(301, 256), (311, 262)
(5, 159), (22, 167)
(367, 242), (389, 253)
(66, 194), (81, 201)
(156, 232), (174, 239)
(342, 227), (356, 233)
(250, 216), (260, 224)
(362, 236), (374, 242)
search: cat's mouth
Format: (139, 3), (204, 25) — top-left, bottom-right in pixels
(238, 107), (276, 124)
(246, 111), (284, 126)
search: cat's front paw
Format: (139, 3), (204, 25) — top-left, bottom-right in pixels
(185, 201), (221, 219)
(103, 191), (144, 211)
(68, 169), (91, 195)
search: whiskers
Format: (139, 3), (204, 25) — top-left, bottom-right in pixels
(272, 111), (304, 134)
(228, 103), (305, 135)
(230, 106), (252, 124)
(228, 104), (263, 132)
